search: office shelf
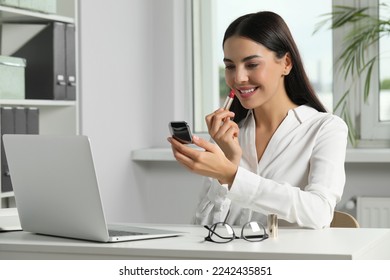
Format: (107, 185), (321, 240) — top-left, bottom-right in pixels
(0, 99), (76, 107)
(0, 191), (13, 198)
(0, 1), (78, 209)
(0, 5), (74, 24)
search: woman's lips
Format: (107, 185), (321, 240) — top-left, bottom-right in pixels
(237, 87), (258, 98)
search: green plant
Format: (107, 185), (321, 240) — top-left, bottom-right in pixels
(219, 66), (230, 99)
(315, 4), (390, 146)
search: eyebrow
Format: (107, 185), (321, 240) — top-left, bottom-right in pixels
(223, 55), (262, 63)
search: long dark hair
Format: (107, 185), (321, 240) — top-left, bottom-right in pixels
(223, 11), (327, 123)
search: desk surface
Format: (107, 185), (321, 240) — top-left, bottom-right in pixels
(1, 224), (390, 260)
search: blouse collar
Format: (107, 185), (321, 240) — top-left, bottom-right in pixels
(240, 104), (320, 127)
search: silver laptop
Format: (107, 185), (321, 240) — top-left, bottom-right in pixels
(2, 134), (182, 242)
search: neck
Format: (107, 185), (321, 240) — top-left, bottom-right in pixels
(253, 96), (297, 131)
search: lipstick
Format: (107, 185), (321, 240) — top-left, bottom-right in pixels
(222, 89), (235, 110)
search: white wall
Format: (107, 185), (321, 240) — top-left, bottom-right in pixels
(78, 0), (390, 224)
(79, 0), (153, 223)
(341, 163), (390, 216)
(78, 0), (201, 224)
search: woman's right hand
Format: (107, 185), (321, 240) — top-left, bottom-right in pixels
(205, 108), (242, 165)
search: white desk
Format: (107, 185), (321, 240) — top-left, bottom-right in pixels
(1, 224), (390, 259)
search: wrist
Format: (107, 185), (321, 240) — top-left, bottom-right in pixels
(218, 162), (238, 187)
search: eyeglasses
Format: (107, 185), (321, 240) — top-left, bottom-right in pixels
(204, 221), (269, 243)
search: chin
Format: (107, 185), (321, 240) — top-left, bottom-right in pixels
(241, 104), (253, 110)
(239, 100), (258, 110)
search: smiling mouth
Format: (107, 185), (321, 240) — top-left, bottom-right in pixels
(238, 87), (258, 97)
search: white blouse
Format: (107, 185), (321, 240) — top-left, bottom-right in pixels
(193, 105), (348, 229)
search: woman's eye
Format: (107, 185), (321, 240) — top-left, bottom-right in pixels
(225, 65), (235, 70)
(247, 63), (258, 69)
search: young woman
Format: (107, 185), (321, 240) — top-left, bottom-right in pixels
(168, 11), (348, 229)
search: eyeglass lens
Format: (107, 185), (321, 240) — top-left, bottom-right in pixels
(207, 223), (235, 243)
(241, 221), (268, 242)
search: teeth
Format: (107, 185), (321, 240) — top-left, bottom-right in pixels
(240, 88), (255, 94)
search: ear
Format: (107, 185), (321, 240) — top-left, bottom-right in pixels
(282, 52), (293, 75)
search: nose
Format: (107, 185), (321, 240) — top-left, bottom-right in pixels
(234, 67), (249, 84)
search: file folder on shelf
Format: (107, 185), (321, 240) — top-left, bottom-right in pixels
(26, 107), (39, 135)
(65, 24), (76, 100)
(13, 22), (76, 100)
(1, 107), (39, 193)
(14, 107), (27, 134)
(1, 107), (14, 193)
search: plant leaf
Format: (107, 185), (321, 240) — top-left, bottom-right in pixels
(333, 90), (350, 113)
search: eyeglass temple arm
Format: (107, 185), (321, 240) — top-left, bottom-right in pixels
(223, 209), (231, 224)
(244, 234), (269, 239)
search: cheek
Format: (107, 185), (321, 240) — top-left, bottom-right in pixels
(225, 71), (234, 86)
(255, 66), (279, 83)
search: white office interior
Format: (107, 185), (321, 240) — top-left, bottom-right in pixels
(1, 0), (390, 228)
(78, 0), (390, 227)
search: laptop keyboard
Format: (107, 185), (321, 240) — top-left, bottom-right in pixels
(108, 229), (148, 237)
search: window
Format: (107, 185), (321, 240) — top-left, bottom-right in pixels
(379, 1), (390, 122)
(333, 0), (390, 144)
(360, 0), (390, 143)
(192, 0), (390, 146)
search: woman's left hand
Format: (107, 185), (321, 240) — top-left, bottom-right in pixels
(168, 135), (238, 186)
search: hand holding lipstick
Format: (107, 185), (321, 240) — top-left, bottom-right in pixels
(167, 89), (242, 185)
(205, 89), (242, 165)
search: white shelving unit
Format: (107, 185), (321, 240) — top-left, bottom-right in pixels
(0, 4), (74, 24)
(0, 2), (78, 209)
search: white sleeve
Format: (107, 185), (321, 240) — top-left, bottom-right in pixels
(192, 176), (231, 225)
(227, 116), (348, 229)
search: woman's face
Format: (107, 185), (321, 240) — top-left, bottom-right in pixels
(223, 36), (292, 110)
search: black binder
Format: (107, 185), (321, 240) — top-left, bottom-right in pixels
(26, 107), (39, 135)
(65, 24), (76, 100)
(0, 107), (39, 193)
(1, 107), (15, 193)
(14, 107), (27, 134)
(13, 22), (76, 100)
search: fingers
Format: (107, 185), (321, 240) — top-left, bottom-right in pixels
(167, 137), (195, 169)
(168, 136), (203, 159)
(168, 135), (238, 185)
(168, 135), (220, 166)
(214, 120), (239, 140)
(205, 108), (235, 128)
(208, 118), (239, 145)
(191, 135), (218, 153)
(205, 109), (236, 138)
